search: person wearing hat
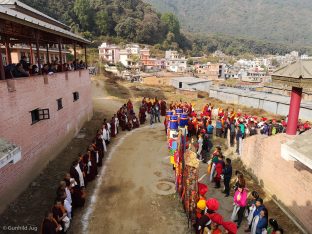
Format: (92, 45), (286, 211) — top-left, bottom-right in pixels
(198, 183), (208, 201)
(266, 218), (279, 234)
(195, 200), (211, 234)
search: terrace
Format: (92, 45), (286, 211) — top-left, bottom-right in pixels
(0, 0), (90, 82)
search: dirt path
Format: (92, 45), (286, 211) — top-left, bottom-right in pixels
(82, 123), (190, 234)
(0, 76), (300, 234)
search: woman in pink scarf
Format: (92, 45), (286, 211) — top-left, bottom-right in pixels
(231, 184), (248, 229)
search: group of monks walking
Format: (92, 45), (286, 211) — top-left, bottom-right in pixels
(41, 100), (138, 234)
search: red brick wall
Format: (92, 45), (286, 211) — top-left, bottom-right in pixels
(241, 134), (312, 233)
(0, 70), (93, 212)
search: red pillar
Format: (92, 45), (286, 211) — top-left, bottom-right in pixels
(286, 86), (302, 135)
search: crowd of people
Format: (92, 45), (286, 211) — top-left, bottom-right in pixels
(166, 101), (310, 156)
(164, 100), (293, 233)
(138, 97), (167, 126)
(41, 100), (137, 234)
(4, 56), (86, 79)
(195, 145), (285, 234)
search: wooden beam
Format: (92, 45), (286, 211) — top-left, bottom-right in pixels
(84, 45), (87, 69)
(73, 43), (77, 70)
(58, 39), (63, 72)
(35, 32), (41, 74)
(0, 51), (5, 80)
(5, 40), (12, 64)
(46, 44), (49, 64)
(29, 43), (34, 64)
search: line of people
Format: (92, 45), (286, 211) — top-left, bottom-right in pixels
(138, 97), (167, 126)
(40, 101), (135, 234)
(194, 145), (285, 234)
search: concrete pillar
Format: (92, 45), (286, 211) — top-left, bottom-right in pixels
(286, 87), (302, 135)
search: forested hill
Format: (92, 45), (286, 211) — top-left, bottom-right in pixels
(20, 0), (188, 47)
(144, 0), (312, 45)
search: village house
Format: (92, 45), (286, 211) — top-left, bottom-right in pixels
(118, 44), (141, 69)
(195, 62), (225, 80)
(98, 42), (120, 64)
(165, 50), (187, 73)
(140, 47), (161, 71)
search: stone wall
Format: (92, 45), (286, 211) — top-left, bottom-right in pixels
(0, 70), (93, 213)
(241, 134), (312, 233)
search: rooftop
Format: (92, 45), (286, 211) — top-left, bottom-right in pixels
(281, 129), (312, 170)
(272, 59), (312, 88)
(210, 86), (312, 109)
(171, 77), (212, 85)
(0, 1), (90, 44)
(0, 0), (68, 29)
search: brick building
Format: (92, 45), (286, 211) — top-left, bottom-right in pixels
(0, 0), (92, 213)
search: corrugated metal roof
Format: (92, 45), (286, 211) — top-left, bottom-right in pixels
(0, 5), (90, 44)
(171, 77), (212, 84)
(0, 0), (68, 29)
(273, 59), (312, 79)
(210, 86), (312, 108)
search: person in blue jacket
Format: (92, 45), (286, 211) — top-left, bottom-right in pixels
(245, 197), (265, 232)
(252, 208), (268, 234)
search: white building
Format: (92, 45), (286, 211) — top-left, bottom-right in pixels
(165, 50), (187, 73)
(98, 42), (120, 64)
(119, 44), (141, 69)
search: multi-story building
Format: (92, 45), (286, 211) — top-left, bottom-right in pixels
(140, 48), (160, 71)
(165, 50), (187, 73)
(119, 44), (141, 68)
(196, 62), (225, 80)
(98, 42), (120, 64)
(0, 0), (91, 213)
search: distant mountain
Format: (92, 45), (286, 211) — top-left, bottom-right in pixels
(144, 0), (312, 45)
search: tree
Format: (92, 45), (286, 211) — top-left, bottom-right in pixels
(115, 17), (138, 41)
(187, 58), (194, 65)
(271, 58), (279, 67)
(161, 13), (180, 35)
(74, 0), (94, 31)
(116, 62), (126, 73)
(95, 10), (109, 35)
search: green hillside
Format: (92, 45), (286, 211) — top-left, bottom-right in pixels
(144, 0), (312, 45)
(20, 0), (169, 44)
